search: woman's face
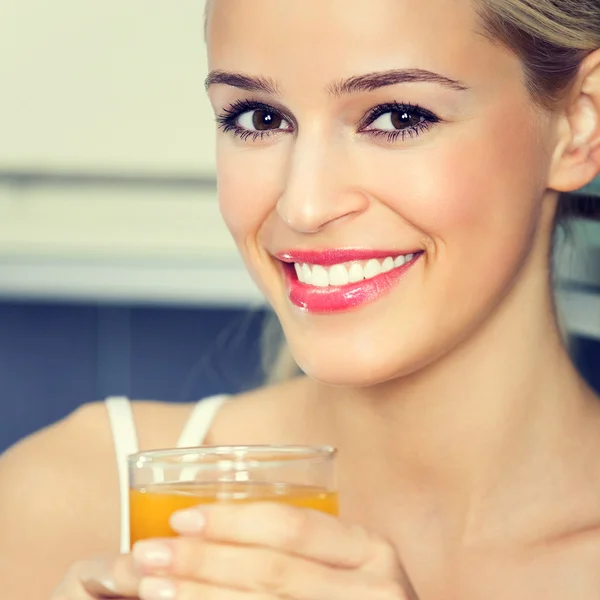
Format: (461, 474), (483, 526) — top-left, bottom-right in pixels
(206, 0), (556, 385)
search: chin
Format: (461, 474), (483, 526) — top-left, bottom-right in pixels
(299, 354), (422, 388)
(276, 295), (488, 388)
(285, 331), (437, 388)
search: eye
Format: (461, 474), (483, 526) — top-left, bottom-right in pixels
(216, 100), (293, 140)
(237, 108), (291, 132)
(366, 109), (426, 131)
(360, 103), (440, 142)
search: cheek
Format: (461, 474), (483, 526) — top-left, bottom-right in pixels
(361, 107), (548, 255)
(216, 141), (282, 244)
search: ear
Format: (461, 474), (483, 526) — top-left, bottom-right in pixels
(549, 49), (600, 193)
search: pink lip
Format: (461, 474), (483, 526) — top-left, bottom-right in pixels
(276, 249), (423, 313)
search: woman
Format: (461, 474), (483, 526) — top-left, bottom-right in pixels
(2, 0), (600, 597)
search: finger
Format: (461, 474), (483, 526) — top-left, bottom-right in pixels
(78, 554), (140, 598)
(135, 538), (414, 600)
(139, 573), (412, 600)
(51, 578), (95, 600)
(137, 537), (334, 598)
(170, 502), (373, 568)
(139, 578), (265, 600)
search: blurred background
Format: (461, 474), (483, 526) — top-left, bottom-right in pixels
(0, 0), (598, 452)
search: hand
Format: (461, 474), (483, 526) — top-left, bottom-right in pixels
(132, 502), (419, 600)
(50, 554), (141, 599)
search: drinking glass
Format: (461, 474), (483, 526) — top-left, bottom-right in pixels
(128, 445), (338, 547)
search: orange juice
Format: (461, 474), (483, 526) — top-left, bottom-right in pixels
(130, 481), (338, 546)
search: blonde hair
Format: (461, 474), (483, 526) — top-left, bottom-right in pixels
(478, 0), (600, 108)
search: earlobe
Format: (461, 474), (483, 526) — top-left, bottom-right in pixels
(549, 49), (600, 193)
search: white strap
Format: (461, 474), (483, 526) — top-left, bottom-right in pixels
(177, 395), (230, 448)
(105, 396), (139, 554)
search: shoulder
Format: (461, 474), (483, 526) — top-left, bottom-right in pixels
(0, 397), (197, 469)
(0, 399), (196, 597)
(0, 402), (126, 540)
(0, 396), (209, 497)
(0, 402), (119, 596)
(0, 398), (198, 498)
(0, 398), (202, 521)
(0, 401), (117, 513)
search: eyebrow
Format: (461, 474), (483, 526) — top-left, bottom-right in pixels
(205, 68), (469, 96)
(329, 69), (469, 96)
(205, 70), (280, 95)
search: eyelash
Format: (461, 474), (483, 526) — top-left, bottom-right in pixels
(360, 102), (439, 142)
(215, 99), (440, 143)
(216, 100), (283, 143)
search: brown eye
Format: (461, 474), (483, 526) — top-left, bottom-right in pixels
(252, 109), (282, 130)
(362, 104), (436, 136)
(235, 108), (291, 133)
(390, 110), (423, 129)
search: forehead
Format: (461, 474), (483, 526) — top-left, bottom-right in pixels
(206, 0), (510, 89)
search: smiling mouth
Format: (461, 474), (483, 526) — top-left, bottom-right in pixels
(276, 250), (424, 313)
(291, 253), (417, 287)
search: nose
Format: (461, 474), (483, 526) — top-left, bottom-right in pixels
(276, 134), (369, 233)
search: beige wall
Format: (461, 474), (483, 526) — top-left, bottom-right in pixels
(0, 0), (215, 174)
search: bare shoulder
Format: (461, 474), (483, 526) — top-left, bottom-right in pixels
(0, 403), (118, 597)
(0, 402), (120, 537)
(0, 399), (195, 598)
(0, 399), (196, 540)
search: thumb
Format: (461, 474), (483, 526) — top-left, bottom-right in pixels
(78, 554), (140, 598)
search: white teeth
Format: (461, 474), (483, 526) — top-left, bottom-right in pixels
(394, 255), (407, 267)
(348, 263), (364, 283)
(311, 265), (329, 287)
(293, 253), (418, 287)
(329, 264), (350, 286)
(381, 257), (395, 273)
(363, 259), (382, 279)
(302, 263), (312, 284)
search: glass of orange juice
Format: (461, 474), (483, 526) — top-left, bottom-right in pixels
(128, 445), (338, 547)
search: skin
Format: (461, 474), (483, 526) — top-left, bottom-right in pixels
(1, 0), (600, 598)
(211, 0), (555, 387)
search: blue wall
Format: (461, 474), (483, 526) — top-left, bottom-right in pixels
(0, 301), (267, 453)
(0, 300), (598, 453)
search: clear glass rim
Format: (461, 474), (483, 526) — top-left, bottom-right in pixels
(128, 444), (337, 468)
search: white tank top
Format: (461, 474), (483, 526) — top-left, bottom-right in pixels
(104, 395), (230, 553)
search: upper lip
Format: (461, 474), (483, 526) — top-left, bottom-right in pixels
(276, 249), (422, 266)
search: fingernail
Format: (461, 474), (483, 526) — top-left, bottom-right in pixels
(139, 577), (177, 600)
(133, 541), (173, 568)
(170, 508), (206, 533)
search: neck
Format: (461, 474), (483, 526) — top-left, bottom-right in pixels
(314, 236), (599, 545)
